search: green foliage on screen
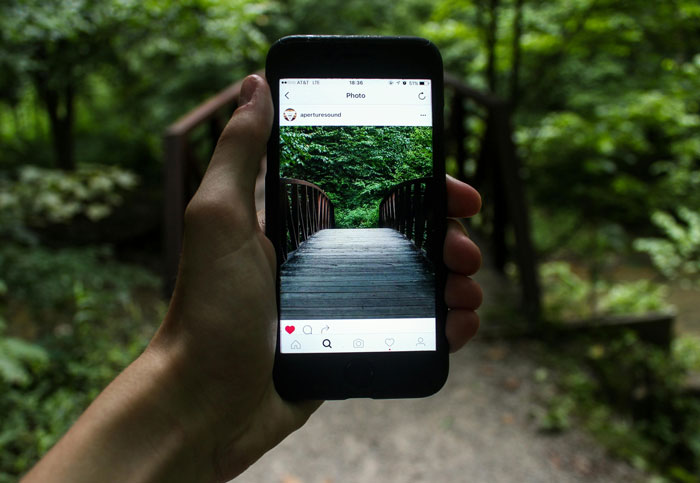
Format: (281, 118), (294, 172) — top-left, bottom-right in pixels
(280, 125), (432, 228)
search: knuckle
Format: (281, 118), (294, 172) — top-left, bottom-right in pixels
(184, 191), (255, 236)
(217, 111), (268, 152)
(185, 194), (230, 226)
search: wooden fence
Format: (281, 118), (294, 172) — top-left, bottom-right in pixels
(279, 177), (334, 262)
(379, 177), (433, 253)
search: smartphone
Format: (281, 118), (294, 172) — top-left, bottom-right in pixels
(265, 36), (447, 399)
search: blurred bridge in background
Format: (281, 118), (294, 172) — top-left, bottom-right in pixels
(164, 71), (541, 325)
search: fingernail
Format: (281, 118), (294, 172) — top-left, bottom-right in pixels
(239, 75), (261, 106)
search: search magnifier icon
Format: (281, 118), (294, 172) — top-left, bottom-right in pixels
(322, 339), (332, 349)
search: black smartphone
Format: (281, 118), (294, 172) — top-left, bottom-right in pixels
(265, 36), (447, 399)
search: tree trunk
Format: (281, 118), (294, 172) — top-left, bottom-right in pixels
(509, 0), (524, 109)
(485, 0), (500, 94)
(36, 75), (75, 170)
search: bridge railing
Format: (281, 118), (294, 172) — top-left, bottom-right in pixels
(280, 178), (334, 261)
(379, 177), (433, 254)
(444, 73), (540, 323)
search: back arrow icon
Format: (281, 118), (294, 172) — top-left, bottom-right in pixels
(285, 91), (290, 99)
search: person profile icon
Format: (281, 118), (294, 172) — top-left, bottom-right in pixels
(283, 108), (297, 121)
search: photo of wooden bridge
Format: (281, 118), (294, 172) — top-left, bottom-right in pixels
(278, 177), (436, 320)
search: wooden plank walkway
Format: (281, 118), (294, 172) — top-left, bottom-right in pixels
(280, 228), (435, 319)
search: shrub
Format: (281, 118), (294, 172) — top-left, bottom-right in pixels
(634, 207), (700, 286)
(537, 331), (700, 478)
(0, 164), (138, 242)
(0, 243), (162, 479)
(539, 261), (671, 321)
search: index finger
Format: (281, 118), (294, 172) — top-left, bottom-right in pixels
(446, 175), (481, 218)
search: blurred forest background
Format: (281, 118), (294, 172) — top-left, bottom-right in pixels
(1, 0), (699, 480)
(280, 126), (432, 228)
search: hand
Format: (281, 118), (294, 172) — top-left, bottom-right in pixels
(23, 74), (482, 483)
(157, 74), (482, 478)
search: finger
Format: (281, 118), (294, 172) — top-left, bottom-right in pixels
(445, 309), (480, 353)
(444, 219), (482, 275)
(446, 175), (481, 218)
(198, 74), (273, 211)
(257, 210), (266, 231)
(445, 273), (483, 310)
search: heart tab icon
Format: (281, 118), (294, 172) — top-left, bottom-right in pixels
(285, 325), (295, 334)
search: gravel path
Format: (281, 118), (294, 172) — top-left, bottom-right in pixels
(235, 337), (645, 482)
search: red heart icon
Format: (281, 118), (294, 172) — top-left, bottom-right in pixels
(285, 325), (295, 334)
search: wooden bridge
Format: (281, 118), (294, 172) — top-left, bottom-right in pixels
(280, 228), (435, 319)
(164, 71), (542, 324)
(279, 177), (435, 319)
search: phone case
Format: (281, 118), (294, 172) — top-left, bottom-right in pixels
(266, 36), (448, 399)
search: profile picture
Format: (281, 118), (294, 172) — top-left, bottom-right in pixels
(283, 108), (297, 121)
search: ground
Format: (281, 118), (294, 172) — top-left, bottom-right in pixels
(236, 336), (645, 483)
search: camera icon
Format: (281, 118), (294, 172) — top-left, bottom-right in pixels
(352, 339), (364, 349)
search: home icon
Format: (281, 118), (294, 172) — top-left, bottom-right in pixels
(290, 340), (301, 350)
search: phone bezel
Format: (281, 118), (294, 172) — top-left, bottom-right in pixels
(265, 36), (448, 399)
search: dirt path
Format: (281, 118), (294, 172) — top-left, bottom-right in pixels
(236, 336), (645, 483)
(237, 226), (646, 482)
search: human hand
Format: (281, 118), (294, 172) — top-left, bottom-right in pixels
(151, 74), (482, 479)
(23, 74), (482, 483)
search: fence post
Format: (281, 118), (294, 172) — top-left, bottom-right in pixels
(425, 180), (434, 261)
(406, 183), (415, 241)
(415, 182), (426, 249)
(493, 104), (541, 323)
(290, 185), (300, 251)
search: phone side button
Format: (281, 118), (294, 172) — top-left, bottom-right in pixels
(344, 359), (374, 388)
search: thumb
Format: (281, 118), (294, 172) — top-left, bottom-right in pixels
(195, 75), (273, 220)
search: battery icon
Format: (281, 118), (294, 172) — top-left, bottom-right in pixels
(420, 81), (425, 85)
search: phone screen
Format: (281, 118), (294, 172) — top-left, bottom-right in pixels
(277, 78), (437, 354)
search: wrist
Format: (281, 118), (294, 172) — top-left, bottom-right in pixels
(146, 321), (313, 481)
(144, 327), (263, 481)
(23, 338), (218, 482)
(135, 339), (222, 481)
